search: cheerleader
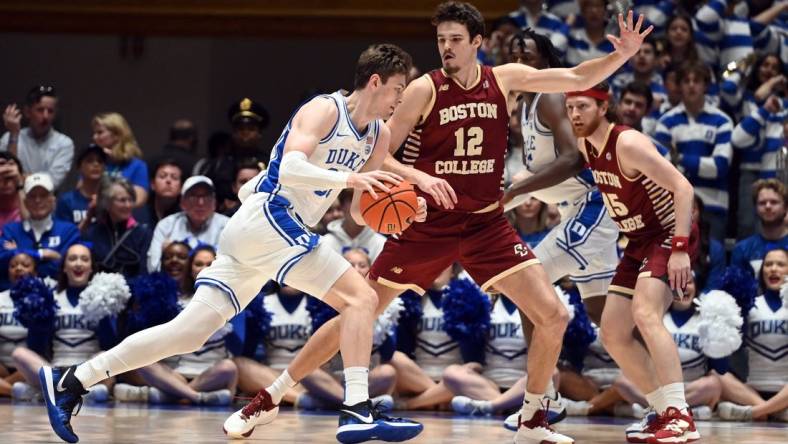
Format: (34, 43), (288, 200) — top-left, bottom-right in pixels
(390, 265), (486, 410)
(0, 252), (35, 397)
(113, 243), (239, 405)
(12, 243), (126, 402)
(719, 248), (788, 421)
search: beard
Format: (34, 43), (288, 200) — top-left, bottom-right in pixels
(442, 62), (460, 75)
(571, 114), (603, 138)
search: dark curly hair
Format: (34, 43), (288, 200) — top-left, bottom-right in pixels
(431, 1), (485, 40)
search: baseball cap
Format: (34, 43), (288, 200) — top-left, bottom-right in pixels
(24, 172), (54, 194)
(76, 144), (108, 165)
(181, 175), (214, 196)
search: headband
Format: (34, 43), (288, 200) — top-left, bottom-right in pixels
(566, 88), (610, 101)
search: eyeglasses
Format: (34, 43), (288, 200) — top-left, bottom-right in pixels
(185, 193), (215, 203)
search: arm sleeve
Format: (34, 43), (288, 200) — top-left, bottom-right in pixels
(278, 151), (349, 190)
(128, 159), (150, 190)
(680, 120), (733, 180)
(732, 107), (767, 150)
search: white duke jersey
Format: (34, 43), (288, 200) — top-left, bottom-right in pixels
(521, 93), (595, 217)
(256, 91), (381, 226)
(264, 293), (310, 371)
(52, 291), (100, 367)
(664, 311), (707, 382)
(582, 325), (620, 388)
(0, 290), (27, 368)
(414, 294), (462, 381)
(483, 297), (526, 388)
(745, 296), (788, 393)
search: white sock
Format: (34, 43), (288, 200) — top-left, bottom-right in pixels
(661, 383), (688, 412)
(343, 367), (370, 406)
(545, 378), (557, 399)
(520, 390), (545, 421)
(266, 370), (296, 405)
(645, 388), (665, 414)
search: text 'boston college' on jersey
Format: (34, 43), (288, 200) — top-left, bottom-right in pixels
(401, 65), (509, 212)
(583, 124), (675, 242)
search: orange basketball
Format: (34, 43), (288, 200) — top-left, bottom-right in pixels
(359, 180), (419, 234)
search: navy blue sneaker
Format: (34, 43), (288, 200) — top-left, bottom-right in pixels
(336, 399), (423, 444)
(39, 366), (88, 443)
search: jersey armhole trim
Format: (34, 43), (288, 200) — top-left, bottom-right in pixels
(419, 75), (438, 126)
(319, 95), (341, 144)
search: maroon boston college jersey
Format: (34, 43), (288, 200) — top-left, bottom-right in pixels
(583, 124), (676, 245)
(401, 65), (509, 212)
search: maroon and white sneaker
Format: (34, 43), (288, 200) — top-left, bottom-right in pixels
(223, 389), (279, 439)
(647, 407), (700, 444)
(514, 408), (574, 444)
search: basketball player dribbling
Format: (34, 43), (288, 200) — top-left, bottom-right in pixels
(520, 83), (698, 444)
(39, 44), (428, 444)
(235, 3), (652, 443)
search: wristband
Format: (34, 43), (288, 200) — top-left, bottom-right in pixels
(671, 236), (689, 253)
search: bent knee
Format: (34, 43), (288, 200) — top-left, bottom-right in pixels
(374, 363), (397, 381)
(532, 298), (570, 329)
(214, 359), (239, 378)
(441, 364), (467, 384)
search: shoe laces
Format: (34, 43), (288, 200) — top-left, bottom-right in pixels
(369, 400), (409, 423)
(644, 413), (666, 433)
(240, 390), (273, 420)
(661, 407), (689, 432)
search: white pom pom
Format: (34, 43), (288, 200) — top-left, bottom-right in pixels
(695, 290), (743, 358)
(372, 298), (404, 347)
(781, 278), (788, 309)
(79, 273), (131, 324)
(554, 285), (575, 322)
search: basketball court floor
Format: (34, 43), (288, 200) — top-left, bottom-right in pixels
(1, 401), (786, 443)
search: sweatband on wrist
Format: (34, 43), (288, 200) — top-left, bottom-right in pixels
(671, 236), (689, 253)
(279, 151), (350, 190)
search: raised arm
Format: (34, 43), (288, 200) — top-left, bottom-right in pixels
(618, 130), (694, 291)
(495, 11), (653, 94)
(502, 94), (585, 208)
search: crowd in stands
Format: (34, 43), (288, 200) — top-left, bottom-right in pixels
(0, 0), (785, 425)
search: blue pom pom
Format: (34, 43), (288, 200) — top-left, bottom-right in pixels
(442, 278), (491, 344)
(397, 291), (423, 330)
(306, 296), (338, 333)
(245, 293), (272, 339)
(561, 296), (596, 372)
(126, 272), (181, 333)
(10, 276), (58, 331)
(719, 266), (757, 318)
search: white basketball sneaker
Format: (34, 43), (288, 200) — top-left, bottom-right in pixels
(717, 402), (753, 421)
(514, 408), (574, 444)
(223, 388), (279, 439)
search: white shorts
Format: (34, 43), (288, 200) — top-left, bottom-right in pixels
(534, 195), (618, 299)
(195, 193), (350, 316)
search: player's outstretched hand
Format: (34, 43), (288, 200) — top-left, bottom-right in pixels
(608, 10), (654, 60)
(667, 251), (691, 296)
(413, 170), (457, 210)
(347, 170), (402, 200)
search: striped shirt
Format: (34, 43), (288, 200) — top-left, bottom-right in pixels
(566, 28), (615, 67)
(509, 8), (569, 57)
(633, 0), (674, 36)
(731, 98), (788, 176)
(654, 103), (734, 214)
(694, 0), (754, 71)
(545, 0), (578, 18)
(611, 71), (668, 106)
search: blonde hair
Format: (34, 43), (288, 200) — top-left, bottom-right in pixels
(92, 112), (142, 162)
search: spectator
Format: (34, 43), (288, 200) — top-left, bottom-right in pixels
(320, 190), (386, 261)
(615, 80), (671, 157)
(731, 91), (788, 239)
(136, 159), (182, 226)
(221, 158), (261, 217)
(657, 14), (700, 69)
(0, 251), (35, 397)
(477, 16), (520, 66)
(731, 179), (788, 275)
(692, 196), (725, 292)
(313, 199), (343, 236)
(506, 180), (551, 248)
(147, 176), (229, 272)
(11, 243), (119, 403)
(508, 0), (569, 59)
(694, 0), (754, 71)
(55, 145), (106, 227)
(611, 36), (667, 108)
(0, 173), (79, 290)
(146, 119), (198, 178)
(0, 85), (74, 189)
(92, 112), (148, 208)
(566, 0), (614, 67)
(192, 131), (231, 177)
(721, 53), (784, 121)
(655, 60), (733, 240)
(0, 152), (24, 228)
(84, 176), (152, 278)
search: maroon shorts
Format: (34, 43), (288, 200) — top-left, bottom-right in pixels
(369, 207), (539, 293)
(609, 227), (699, 298)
